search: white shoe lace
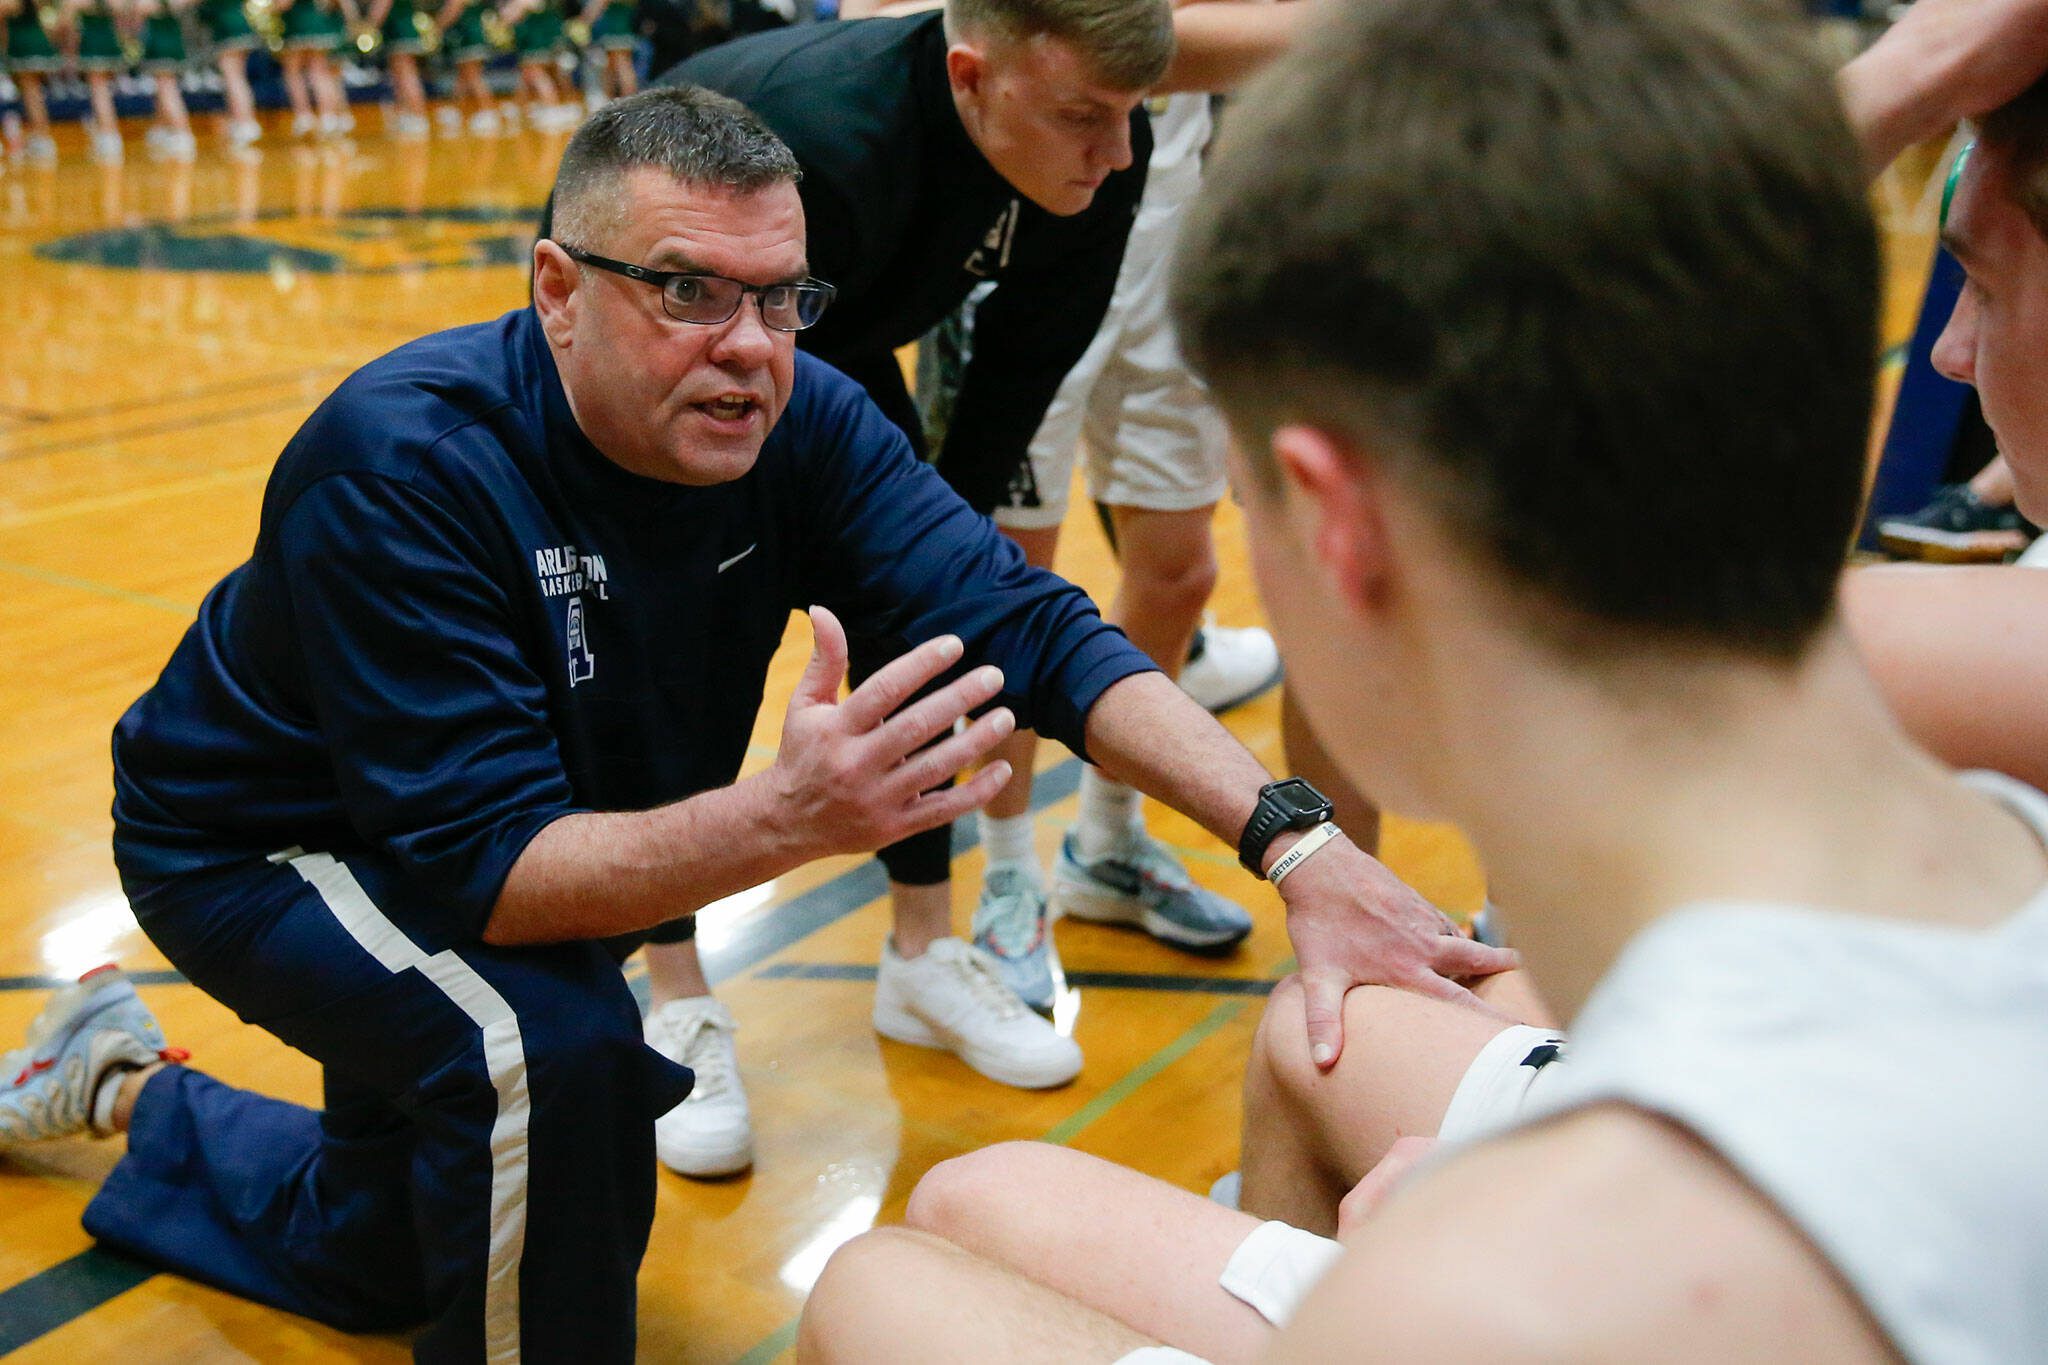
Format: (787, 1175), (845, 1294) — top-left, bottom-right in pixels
(656, 1010), (737, 1101)
(946, 947), (1030, 1023)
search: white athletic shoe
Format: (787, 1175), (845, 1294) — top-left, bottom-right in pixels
(1178, 624), (1283, 713)
(391, 111), (430, 139)
(227, 118), (263, 147)
(162, 130), (197, 162)
(468, 109), (502, 136)
(290, 111), (318, 138)
(644, 997), (753, 1177)
(24, 133), (58, 165)
(872, 937), (1082, 1089)
(88, 128), (124, 165)
(434, 105), (462, 134)
(0, 966), (179, 1149)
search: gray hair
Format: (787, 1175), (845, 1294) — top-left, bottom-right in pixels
(944, 0), (1172, 92)
(551, 85), (801, 249)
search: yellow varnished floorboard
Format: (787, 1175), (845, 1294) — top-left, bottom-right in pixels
(0, 116), (1944, 1360)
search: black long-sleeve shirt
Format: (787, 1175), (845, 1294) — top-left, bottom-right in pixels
(662, 13), (1151, 514)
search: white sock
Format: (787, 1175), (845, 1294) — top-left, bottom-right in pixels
(1073, 768), (1142, 864)
(978, 812), (1038, 878)
(90, 1065), (133, 1136)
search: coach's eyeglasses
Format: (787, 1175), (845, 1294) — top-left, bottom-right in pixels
(557, 243), (836, 331)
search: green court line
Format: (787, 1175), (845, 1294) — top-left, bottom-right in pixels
(731, 952), (1296, 1362)
(0, 559), (195, 616)
(1040, 996), (1249, 1147)
(733, 1318), (801, 1365)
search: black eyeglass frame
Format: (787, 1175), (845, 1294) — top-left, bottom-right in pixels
(555, 242), (836, 331)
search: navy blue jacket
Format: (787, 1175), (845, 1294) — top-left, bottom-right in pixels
(112, 309), (1154, 937)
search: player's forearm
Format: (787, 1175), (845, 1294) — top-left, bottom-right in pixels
(1156, 0), (1314, 94)
(1838, 25), (1959, 174)
(483, 775), (814, 945)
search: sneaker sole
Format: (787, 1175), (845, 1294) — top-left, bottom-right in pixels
(1877, 526), (2031, 562)
(656, 1134), (754, 1178)
(1051, 877), (1252, 952)
(871, 1004), (1081, 1089)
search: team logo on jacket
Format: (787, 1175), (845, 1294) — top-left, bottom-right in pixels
(963, 200), (1020, 277)
(566, 597), (596, 687)
(534, 544), (610, 599)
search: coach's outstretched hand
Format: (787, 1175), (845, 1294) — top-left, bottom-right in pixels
(770, 605), (1016, 858)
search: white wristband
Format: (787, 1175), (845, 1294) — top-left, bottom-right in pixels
(1266, 821), (1341, 887)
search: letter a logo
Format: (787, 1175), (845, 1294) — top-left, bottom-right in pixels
(566, 596), (596, 686)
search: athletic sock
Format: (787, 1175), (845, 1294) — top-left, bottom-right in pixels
(1073, 767), (1142, 864)
(90, 1064), (134, 1136)
(978, 812), (1039, 880)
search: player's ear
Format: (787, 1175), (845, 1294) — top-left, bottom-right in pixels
(1270, 424), (1393, 618)
(945, 41), (989, 100)
(532, 239), (581, 346)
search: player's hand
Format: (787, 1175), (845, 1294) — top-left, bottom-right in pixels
(1274, 833), (1517, 1068)
(1335, 1135), (1436, 1239)
(769, 605), (1014, 858)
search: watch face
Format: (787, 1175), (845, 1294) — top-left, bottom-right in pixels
(1268, 778), (1329, 819)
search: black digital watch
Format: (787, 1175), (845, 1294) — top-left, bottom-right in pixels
(1237, 778), (1336, 879)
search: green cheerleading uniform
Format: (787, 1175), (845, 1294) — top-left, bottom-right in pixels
(279, 0), (340, 50)
(4, 5), (62, 72)
(378, 0), (425, 53)
(510, 0), (561, 57)
(139, 8), (187, 72)
(441, 0), (490, 59)
(74, 0), (125, 71)
(199, 0), (257, 51)
(587, 0), (631, 49)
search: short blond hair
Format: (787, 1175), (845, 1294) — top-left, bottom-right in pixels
(943, 0), (1172, 90)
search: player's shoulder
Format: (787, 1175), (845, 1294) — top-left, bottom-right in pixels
(1270, 1106), (1895, 1363)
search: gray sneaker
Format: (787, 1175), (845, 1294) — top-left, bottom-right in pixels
(970, 868), (1061, 1013)
(0, 965), (176, 1149)
(1051, 830), (1253, 952)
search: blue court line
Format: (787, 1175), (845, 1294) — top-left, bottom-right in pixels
(757, 963), (1278, 997)
(0, 1248), (157, 1355)
(0, 756), (1103, 1348)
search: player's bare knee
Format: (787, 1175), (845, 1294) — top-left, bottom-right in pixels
(905, 1140), (1046, 1235)
(799, 1227), (919, 1361)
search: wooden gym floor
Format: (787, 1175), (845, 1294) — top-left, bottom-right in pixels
(0, 114), (1942, 1361)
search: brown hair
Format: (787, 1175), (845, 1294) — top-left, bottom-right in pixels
(943, 0), (1173, 91)
(1172, 0), (1879, 662)
(1981, 75), (2048, 239)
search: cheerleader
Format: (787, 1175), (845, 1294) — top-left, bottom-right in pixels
(136, 0), (197, 160)
(276, 0), (352, 136)
(578, 0), (630, 101)
(196, 0), (259, 145)
(67, 0), (125, 162)
(499, 0), (572, 130)
(434, 0), (495, 134)
(365, 0), (428, 136)
(2, 0), (61, 162)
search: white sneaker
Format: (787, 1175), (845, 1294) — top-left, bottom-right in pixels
(0, 966), (180, 1149)
(144, 124), (173, 154)
(434, 104), (462, 134)
(290, 111), (317, 138)
(644, 997), (753, 1177)
(162, 130), (197, 161)
(24, 132), (58, 165)
(468, 109), (502, 136)
(89, 128), (124, 165)
(872, 938), (1082, 1089)
(1178, 624), (1283, 713)
(227, 118), (262, 147)
(391, 111), (430, 139)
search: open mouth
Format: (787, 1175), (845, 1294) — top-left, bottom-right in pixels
(696, 394), (760, 424)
